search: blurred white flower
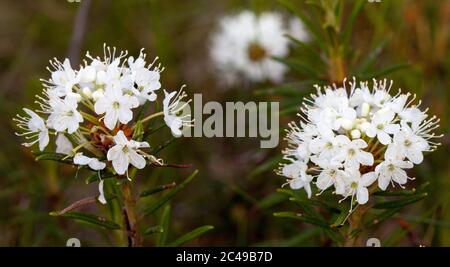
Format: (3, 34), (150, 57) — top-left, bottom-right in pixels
(210, 11), (307, 85)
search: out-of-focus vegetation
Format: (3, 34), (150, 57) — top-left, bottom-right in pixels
(0, 0), (449, 246)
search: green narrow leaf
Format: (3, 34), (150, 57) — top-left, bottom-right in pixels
(156, 205), (171, 246)
(361, 63), (411, 79)
(289, 198), (323, 219)
(331, 210), (349, 228)
(278, 0), (326, 50)
(257, 192), (289, 210)
(51, 211), (121, 230)
(373, 193), (428, 209)
(85, 169), (116, 184)
(373, 188), (418, 197)
(167, 225), (214, 247)
(132, 121), (144, 141)
(246, 155), (282, 180)
(144, 225), (164, 235)
(342, 0), (365, 50)
(150, 137), (178, 154)
(273, 57), (319, 78)
(365, 208), (401, 229)
(286, 35), (327, 68)
(139, 182), (177, 198)
(143, 123), (166, 141)
(143, 170), (198, 216)
(355, 37), (391, 74)
(273, 211), (330, 229)
(33, 152), (73, 164)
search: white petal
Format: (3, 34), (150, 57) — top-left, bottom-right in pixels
(384, 123), (400, 134)
(98, 180), (107, 204)
(88, 159), (106, 171)
(316, 172), (333, 190)
(107, 145), (122, 161)
(118, 107), (133, 124)
(104, 109), (119, 130)
(377, 131), (391, 145)
(289, 178), (304, 190)
(128, 150), (146, 169)
(38, 130), (50, 151)
(56, 134), (72, 155)
(392, 169), (408, 185)
(356, 187), (369, 204)
(406, 149), (423, 164)
(365, 125), (377, 138)
(73, 153), (91, 165)
(112, 151), (129, 175)
(361, 171), (377, 186)
(378, 171), (391, 190)
(94, 98), (108, 115)
(357, 151), (374, 166)
(113, 130), (128, 145)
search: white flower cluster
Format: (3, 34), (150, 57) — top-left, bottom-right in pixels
(278, 79), (441, 210)
(210, 10), (308, 86)
(14, 45), (193, 202)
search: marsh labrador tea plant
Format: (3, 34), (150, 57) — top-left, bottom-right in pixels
(277, 78), (442, 246)
(14, 45), (213, 246)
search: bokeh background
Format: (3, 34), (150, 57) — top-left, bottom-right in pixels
(0, 0), (449, 246)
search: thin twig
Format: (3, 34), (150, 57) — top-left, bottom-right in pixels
(68, 0), (92, 67)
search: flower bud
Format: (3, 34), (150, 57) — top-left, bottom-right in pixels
(92, 89), (104, 101)
(361, 103), (370, 117)
(82, 87), (92, 98)
(351, 129), (361, 139)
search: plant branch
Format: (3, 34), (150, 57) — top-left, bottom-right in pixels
(121, 181), (142, 247)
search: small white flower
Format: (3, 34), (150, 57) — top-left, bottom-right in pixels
(365, 109), (400, 145)
(106, 130), (149, 176)
(393, 121), (429, 164)
(94, 87), (139, 130)
(56, 134), (73, 155)
(375, 145), (413, 190)
(281, 161), (313, 198)
(163, 88), (193, 137)
(343, 170), (377, 205)
(14, 108), (49, 151)
(73, 152), (106, 171)
(47, 58), (79, 97)
(315, 161), (347, 195)
(333, 136), (374, 168)
(47, 93), (83, 134)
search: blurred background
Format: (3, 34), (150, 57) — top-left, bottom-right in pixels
(0, 0), (449, 246)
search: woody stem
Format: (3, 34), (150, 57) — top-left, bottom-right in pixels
(121, 181), (142, 247)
